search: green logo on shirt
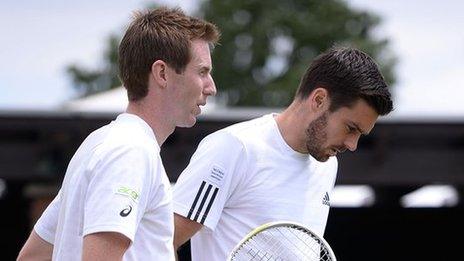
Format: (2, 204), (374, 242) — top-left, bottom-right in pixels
(116, 186), (139, 202)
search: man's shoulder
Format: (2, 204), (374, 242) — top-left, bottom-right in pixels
(217, 114), (274, 141)
(80, 129), (159, 169)
(101, 120), (157, 151)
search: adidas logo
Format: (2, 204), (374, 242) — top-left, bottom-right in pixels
(322, 192), (330, 206)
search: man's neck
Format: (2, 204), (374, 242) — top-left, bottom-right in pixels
(275, 101), (310, 153)
(126, 101), (175, 146)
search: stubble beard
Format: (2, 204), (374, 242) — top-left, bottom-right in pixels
(305, 112), (329, 162)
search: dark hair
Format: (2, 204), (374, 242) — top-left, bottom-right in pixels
(118, 7), (220, 101)
(295, 47), (393, 115)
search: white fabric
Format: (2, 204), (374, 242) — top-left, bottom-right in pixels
(173, 114), (338, 261)
(34, 113), (175, 261)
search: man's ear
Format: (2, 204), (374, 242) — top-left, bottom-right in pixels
(150, 60), (168, 89)
(309, 87), (329, 112)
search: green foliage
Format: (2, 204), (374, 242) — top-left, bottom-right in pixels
(201, 0), (396, 106)
(67, 0), (396, 106)
(67, 34), (121, 97)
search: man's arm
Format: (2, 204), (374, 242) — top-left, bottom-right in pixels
(82, 232), (130, 261)
(174, 213), (203, 250)
(17, 230), (53, 261)
(173, 132), (247, 251)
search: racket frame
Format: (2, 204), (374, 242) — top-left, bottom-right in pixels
(228, 221), (337, 261)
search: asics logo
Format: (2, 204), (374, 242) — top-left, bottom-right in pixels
(120, 205), (132, 217)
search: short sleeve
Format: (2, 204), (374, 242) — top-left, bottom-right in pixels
(173, 131), (247, 230)
(34, 189), (62, 244)
(82, 144), (155, 242)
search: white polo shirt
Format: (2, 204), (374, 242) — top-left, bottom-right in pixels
(34, 113), (174, 261)
(173, 114), (338, 261)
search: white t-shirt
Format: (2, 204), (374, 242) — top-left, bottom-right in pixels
(34, 113), (175, 261)
(173, 114), (338, 261)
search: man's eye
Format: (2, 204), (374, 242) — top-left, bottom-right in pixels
(200, 68), (211, 76)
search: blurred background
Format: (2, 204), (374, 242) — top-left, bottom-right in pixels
(1, 0), (463, 260)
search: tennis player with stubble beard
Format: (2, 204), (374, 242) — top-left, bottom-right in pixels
(173, 47), (393, 261)
(18, 7), (219, 261)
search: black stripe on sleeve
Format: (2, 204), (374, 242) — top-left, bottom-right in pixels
(193, 184), (212, 222)
(200, 187), (219, 224)
(187, 181), (206, 219)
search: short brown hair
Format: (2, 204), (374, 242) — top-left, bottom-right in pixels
(119, 7), (220, 101)
(296, 47), (393, 115)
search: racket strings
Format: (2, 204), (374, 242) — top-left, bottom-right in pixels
(231, 225), (334, 260)
(287, 227), (332, 260)
(280, 227), (321, 258)
(244, 229), (289, 260)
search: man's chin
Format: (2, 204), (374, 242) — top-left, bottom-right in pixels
(177, 117), (197, 128)
(311, 153), (331, 162)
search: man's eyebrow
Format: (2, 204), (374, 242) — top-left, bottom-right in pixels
(351, 122), (369, 136)
(198, 63), (212, 72)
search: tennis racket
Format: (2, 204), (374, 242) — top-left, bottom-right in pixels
(228, 221), (336, 261)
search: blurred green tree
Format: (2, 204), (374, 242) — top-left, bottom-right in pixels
(67, 34), (120, 97)
(67, 0), (396, 107)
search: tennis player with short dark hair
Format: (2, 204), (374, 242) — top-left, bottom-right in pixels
(173, 47), (393, 260)
(18, 7), (219, 261)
